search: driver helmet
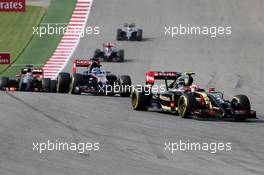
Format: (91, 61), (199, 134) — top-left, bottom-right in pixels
(27, 67), (32, 73)
(127, 26), (133, 31)
(105, 46), (112, 52)
(176, 75), (190, 86)
(91, 67), (101, 74)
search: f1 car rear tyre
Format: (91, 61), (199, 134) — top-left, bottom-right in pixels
(137, 29), (143, 41)
(119, 75), (132, 97)
(116, 29), (123, 40)
(57, 72), (71, 93)
(231, 95), (251, 110)
(131, 87), (151, 110)
(117, 50), (124, 62)
(0, 77), (9, 89)
(50, 80), (57, 93)
(42, 78), (51, 92)
(178, 93), (196, 118)
(70, 73), (83, 94)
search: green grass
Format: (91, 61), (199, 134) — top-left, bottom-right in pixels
(0, 6), (46, 73)
(1, 0), (77, 76)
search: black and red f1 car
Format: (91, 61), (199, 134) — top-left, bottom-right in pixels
(93, 43), (124, 62)
(0, 65), (56, 92)
(56, 59), (132, 96)
(131, 71), (256, 121)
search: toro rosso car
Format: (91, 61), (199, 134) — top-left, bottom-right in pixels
(0, 65), (56, 92)
(56, 59), (132, 96)
(94, 43), (124, 62)
(117, 23), (143, 41)
(131, 71), (256, 121)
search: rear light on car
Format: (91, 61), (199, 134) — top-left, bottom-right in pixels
(170, 101), (175, 108)
(146, 71), (155, 85)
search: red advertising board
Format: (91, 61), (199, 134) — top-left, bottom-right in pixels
(0, 53), (11, 64)
(0, 0), (25, 12)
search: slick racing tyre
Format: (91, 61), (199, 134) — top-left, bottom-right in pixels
(231, 95), (251, 121)
(116, 29), (123, 40)
(137, 29), (143, 41)
(231, 95), (251, 110)
(0, 77), (9, 89)
(70, 73), (83, 94)
(118, 75), (131, 97)
(131, 87), (151, 110)
(57, 72), (71, 93)
(177, 93), (196, 118)
(42, 78), (51, 92)
(50, 80), (57, 93)
(117, 50), (124, 62)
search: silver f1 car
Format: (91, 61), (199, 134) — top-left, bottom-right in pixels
(117, 23), (143, 41)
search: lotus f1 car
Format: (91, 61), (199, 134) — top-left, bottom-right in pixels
(0, 65), (56, 92)
(56, 59), (132, 96)
(93, 43), (124, 62)
(131, 71), (256, 121)
(117, 23), (143, 41)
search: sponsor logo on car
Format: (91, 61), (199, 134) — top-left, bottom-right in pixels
(0, 0), (25, 12)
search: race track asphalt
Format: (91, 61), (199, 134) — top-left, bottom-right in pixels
(1, 0), (264, 174)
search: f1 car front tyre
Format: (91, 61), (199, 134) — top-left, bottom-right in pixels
(177, 93), (196, 118)
(131, 88), (151, 110)
(50, 80), (57, 93)
(0, 77), (9, 89)
(118, 75), (131, 97)
(70, 73), (83, 94)
(116, 29), (123, 40)
(57, 72), (71, 93)
(137, 29), (143, 41)
(117, 50), (124, 62)
(231, 95), (251, 110)
(42, 78), (51, 92)
(231, 95), (251, 121)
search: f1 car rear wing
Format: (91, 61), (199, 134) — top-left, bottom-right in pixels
(145, 71), (181, 84)
(124, 23), (135, 28)
(72, 59), (101, 74)
(103, 43), (116, 48)
(21, 68), (43, 74)
(145, 71), (195, 85)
